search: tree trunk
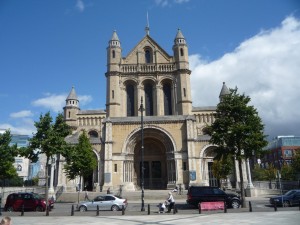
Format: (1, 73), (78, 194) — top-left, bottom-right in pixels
(238, 158), (246, 208)
(77, 176), (82, 204)
(45, 156), (49, 216)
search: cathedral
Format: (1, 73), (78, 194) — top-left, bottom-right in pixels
(57, 27), (247, 192)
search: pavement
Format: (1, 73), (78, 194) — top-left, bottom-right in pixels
(2, 211), (300, 225)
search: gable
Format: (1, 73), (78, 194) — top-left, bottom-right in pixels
(123, 35), (173, 64)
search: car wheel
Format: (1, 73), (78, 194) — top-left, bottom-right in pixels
(111, 205), (119, 211)
(6, 206), (14, 212)
(231, 200), (240, 209)
(283, 201), (290, 207)
(36, 206), (44, 212)
(79, 206), (87, 212)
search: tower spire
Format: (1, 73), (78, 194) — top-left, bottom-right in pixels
(145, 11), (150, 35)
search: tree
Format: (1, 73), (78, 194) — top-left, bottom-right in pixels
(23, 112), (71, 215)
(212, 153), (234, 188)
(207, 88), (268, 207)
(0, 130), (19, 183)
(280, 164), (295, 180)
(64, 131), (97, 203)
(291, 149), (300, 176)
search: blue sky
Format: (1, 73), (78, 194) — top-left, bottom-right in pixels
(0, 0), (299, 140)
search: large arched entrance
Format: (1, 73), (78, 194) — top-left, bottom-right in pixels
(132, 127), (175, 190)
(83, 150), (99, 191)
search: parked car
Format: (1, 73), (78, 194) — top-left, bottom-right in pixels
(77, 194), (128, 212)
(186, 186), (241, 208)
(269, 189), (300, 207)
(4, 192), (54, 212)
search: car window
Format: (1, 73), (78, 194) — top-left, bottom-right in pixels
(284, 190), (296, 196)
(213, 188), (225, 195)
(93, 196), (102, 201)
(104, 196), (115, 201)
(24, 194), (32, 200)
(32, 193), (42, 200)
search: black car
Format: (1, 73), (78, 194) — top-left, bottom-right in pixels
(186, 186), (241, 208)
(269, 189), (300, 207)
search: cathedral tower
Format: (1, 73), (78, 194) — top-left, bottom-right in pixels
(172, 29), (192, 115)
(63, 86), (79, 130)
(106, 30), (122, 117)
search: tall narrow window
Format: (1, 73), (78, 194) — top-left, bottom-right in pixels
(180, 48), (184, 56)
(114, 164), (117, 172)
(163, 83), (172, 115)
(112, 50), (115, 58)
(183, 88), (186, 97)
(126, 84), (135, 116)
(145, 83), (154, 116)
(68, 112), (71, 118)
(112, 90), (114, 99)
(145, 49), (151, 63)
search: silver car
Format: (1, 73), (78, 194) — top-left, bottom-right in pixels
(78, 194), (128, 212)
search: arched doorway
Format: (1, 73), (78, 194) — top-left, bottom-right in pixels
(132, 127), (175, 189)
(83, 150), (99, 191)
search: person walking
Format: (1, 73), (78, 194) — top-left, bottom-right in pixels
(166, 192), (175, 213)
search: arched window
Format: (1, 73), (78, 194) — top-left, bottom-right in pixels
(126, 84), (135, 116)
(163, 83), (172, 115)
(17, 164), (22, 171)
(180, 48), (184, 56)
(88, 130), (98, 138)
(144, 48), (152, 63)
(145, 83), (154, 116)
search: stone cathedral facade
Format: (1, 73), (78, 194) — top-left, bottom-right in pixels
(57, 28), (247, 192)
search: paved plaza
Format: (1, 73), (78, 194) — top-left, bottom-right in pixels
(4, 211), (300, 225)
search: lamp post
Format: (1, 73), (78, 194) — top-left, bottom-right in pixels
(139, 97), (145, 211)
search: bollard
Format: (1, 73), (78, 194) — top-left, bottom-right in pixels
(198, 203), (201, 214)
(21, 204), (24, 216)
(274, 202), (277, 212)
(147, 204), (150, 215)
(97, 205), (99, 216)
(299, 200), (300, 211)
(122, 205), (125, 215)
(224, 201), (227, 213)
(0, 196), (2, 216)
(71, 204), (74, 216)
(249, 201), (252, 212)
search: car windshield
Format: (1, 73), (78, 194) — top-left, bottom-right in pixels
(284, 190), (296, 196)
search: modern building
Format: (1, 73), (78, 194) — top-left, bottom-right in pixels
(56, 27), (249, 192)
(261, 135), (300, 169)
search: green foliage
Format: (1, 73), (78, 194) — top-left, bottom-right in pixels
(207, 88), (268, 160)
(64, 131), (97, 180)
(252, 164), (266, 181)
(264, 164), (277, 181)
(22, 112), (72, 162)
(0, 130), (19, 180)
(280, 164), (296, 180)
(291, 149), (300, 173)
(206, 88), (268, 207)
(212, 154), (234, 180)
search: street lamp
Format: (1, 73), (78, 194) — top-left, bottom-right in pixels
(139, 97), (145, 211)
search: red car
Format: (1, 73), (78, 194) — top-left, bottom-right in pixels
(4, 192), (54, 212)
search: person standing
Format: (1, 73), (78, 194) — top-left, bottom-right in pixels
(166, 192), (175, 213)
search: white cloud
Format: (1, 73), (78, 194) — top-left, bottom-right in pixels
(31, 93), (92, 112)
(0, 118), (35, 136)
(10, 110), (33, 118)
(76, 0), (85, 12)
(190, 16), (300, 139)
(78, 95), (92, 105)
(32, 93), (67, 113)
(155, 0), (189, 7)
